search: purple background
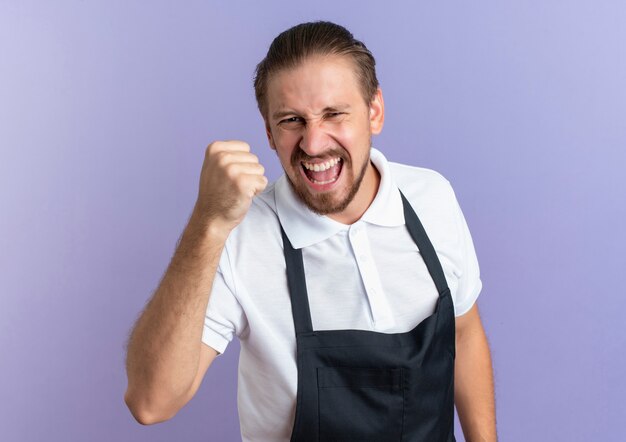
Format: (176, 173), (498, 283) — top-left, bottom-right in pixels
(1, 1), (625, 441)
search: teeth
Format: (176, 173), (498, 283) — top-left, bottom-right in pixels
(302, 157), (341, 172)
(310, 177), (338, 185)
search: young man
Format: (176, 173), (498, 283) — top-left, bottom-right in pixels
(124, 21), (497, 441)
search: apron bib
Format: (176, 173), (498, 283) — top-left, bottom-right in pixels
(282, 190), (456, 442)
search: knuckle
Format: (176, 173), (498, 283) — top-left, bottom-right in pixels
(215, 150), (231, 166)
(224, 162), (239, 179)
(234, 177), (249, 193)
(223, 140), (248, 151)
(206, 140), (222, 154)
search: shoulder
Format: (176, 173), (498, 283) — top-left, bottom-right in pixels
(389, 160), (450, 186)
(388, 160), (462, 245)
(389, 160), (456, 208)
(217, 180), (287, 305)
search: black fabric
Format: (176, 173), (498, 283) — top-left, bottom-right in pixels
(282, 189), (456, 442)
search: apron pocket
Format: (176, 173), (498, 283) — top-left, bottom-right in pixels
(317, 366), (404, 441)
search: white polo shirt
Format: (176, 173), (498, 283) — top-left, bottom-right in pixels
(201, 147), (482, 442)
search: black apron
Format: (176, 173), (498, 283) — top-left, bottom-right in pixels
(281, 190), (456, 442)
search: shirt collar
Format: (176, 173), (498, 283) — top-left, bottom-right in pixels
(275, 147), (405, 249)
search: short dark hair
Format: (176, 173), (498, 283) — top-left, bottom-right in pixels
(253, 21), (379, 121)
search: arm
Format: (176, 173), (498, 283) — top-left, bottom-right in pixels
(124, 141), (267, 424)
(454, 303), (497, 441)
(124, 211), (227, 425)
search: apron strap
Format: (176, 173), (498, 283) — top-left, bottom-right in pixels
(399, 189), (450, 295)
(281, 226), (314, 335)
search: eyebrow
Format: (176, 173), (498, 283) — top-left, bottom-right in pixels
(272, 104), (351, 121)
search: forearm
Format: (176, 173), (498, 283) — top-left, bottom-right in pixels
(124, 209), (229, 417)
(454, 324), (497, 441)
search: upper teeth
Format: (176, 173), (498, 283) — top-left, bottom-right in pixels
(302, 158), (341, 172)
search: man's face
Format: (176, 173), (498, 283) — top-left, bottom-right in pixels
(264, 54), (384, 223)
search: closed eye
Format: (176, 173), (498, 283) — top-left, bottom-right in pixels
(278, 112), (345, 126)
(279, 117), (303, 124)
(326, 112), (344, 118)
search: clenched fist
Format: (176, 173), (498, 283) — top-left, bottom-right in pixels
(193, 140), (268, 235)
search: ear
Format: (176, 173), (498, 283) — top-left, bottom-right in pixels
(265, 120), (276, 150)
(368, 87), (385, 135)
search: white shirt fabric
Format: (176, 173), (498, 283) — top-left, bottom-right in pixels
(201, 147), (482, 442)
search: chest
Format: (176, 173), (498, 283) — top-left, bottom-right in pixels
(236, 224), (457, 335)
(302, 226), (441, 332)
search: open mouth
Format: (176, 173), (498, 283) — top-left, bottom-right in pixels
(301, 157), (343, 186)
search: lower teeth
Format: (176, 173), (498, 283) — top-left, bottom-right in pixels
(311, 177), (338, 185)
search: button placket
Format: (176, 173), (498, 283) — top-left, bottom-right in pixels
(349, 223), (396, 330)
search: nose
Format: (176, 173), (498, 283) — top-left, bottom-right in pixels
(299, 120), (333, 157)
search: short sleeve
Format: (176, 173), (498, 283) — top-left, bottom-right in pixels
(201, 242), (248, 355)
(449, 186), (483, 317)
